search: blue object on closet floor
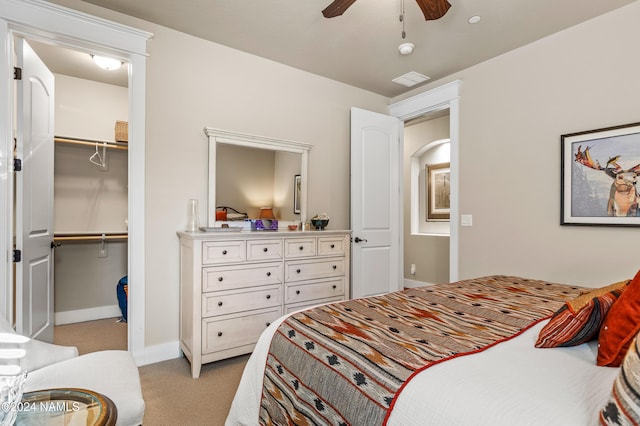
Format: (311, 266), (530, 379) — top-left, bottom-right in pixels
(117, 275), (128, 322)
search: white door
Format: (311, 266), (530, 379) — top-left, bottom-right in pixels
(15, 39), (55, 342)
(350, 107), (402, 298)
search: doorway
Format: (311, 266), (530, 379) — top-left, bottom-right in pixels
(0, 1), (150, 363)
(404, 111), (451, 286)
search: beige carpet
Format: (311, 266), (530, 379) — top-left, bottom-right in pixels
(53, 318), (249, 425)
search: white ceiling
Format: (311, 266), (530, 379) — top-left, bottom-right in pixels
(40, 0), (635, 97)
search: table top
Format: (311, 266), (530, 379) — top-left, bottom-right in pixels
(16, 388), (117, 426)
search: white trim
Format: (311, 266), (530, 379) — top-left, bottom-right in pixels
(134, 340), (182, 367)
(54, 305), (122, 325)
(389, 80), (462, 282)
(0, 0), (151, 365)
(403, 278), (433, 288)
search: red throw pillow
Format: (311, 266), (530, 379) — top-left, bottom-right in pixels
(597, 269), (640, 367)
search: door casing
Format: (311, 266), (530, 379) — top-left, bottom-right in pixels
(0, 0), (151, 364)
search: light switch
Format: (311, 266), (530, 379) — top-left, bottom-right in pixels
(461, 214), (473, 227)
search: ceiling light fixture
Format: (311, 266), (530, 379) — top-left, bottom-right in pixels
(398, 0), (414, 55)
(91, 54), (122, 71)
(468, 15), (481, 24)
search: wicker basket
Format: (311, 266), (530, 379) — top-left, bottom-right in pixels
(115, 121), (128, 143)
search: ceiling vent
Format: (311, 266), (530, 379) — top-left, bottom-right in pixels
(392, 71), (430, 87)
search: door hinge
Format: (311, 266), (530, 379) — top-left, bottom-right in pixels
(13, 67), (22, 80)
(12, 249), (21, 263)
(13, 158), (22, 172)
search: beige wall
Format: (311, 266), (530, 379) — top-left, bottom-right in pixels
(395, 1), (640, 287)
(50, 0), (390, 348)
(404, 115), (451, 284)
(50, 0), (640, 353)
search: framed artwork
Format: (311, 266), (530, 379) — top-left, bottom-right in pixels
(561, 122), (640, 226)
(426, 162), (450, 221)
(294, 174), (301, 214)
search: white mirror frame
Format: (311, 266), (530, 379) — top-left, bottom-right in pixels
(204, 127), (312, 228)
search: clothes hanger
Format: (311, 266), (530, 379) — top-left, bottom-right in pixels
(89, 142), (107, 168)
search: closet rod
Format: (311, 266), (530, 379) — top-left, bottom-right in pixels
(55, 136), (128, 151)
(53, 233), (128, 243)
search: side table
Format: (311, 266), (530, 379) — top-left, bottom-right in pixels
(16, 388), (117, 425)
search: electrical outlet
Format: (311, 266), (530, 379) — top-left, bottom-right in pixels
(410, 264), (416, 275)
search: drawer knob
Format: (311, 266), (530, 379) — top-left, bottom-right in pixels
(218, 277), (224, 282)
(331, 244), (335, 249)
(263, 247), (268, 252)
(217, 332), (223, 337)
(296, 290), (301, 295)
(332, 285), (337, 289)
(218, 301), (223, 306)
(332, 265), (337, 270)
(299, 246), (304, 251)
(266, 271), (271, 277)
(266, 294), (271, 299)
(296, 269), (301, 274)
(266, 322), (271, 327)
(222, 250), (227, 255)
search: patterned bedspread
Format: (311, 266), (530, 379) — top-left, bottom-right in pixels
(259, 275), (585, 425)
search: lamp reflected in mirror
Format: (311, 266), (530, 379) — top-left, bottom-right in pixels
(252, 207), (278, 231)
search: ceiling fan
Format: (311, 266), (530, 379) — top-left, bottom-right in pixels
(322, 0), (451, 21)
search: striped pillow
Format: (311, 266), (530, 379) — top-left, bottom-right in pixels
(535, 281), (627, 348)
(600, 331), (640, 425)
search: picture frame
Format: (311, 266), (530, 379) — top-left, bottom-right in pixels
(426, 162), (450, 221)
(561, 122), (640, 226)
(293, 174), (301, 214)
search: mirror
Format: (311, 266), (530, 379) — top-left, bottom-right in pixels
(204, 127), (311, 228)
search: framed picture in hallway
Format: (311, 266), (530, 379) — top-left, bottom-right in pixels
(561, 122), (640, 226)
(426, 162), (450, 221)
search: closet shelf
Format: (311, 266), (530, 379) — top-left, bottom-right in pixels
(55, 136), (128, 151)
(53, 233), (128, 243)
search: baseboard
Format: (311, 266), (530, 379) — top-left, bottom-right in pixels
(133, 340), (181, 367)
(403, 278), (434, 288)
(55, 304), (122, 325)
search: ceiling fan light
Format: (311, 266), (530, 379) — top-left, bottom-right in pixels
(398, 42), (414, 55)
(91, 54), (122, 71)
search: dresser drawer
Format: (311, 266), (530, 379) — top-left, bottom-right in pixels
(247, 239), (283, 261)
(284, 238), (316, 258)
(317, 236), (346, 256)
(202, 285), (282, 317)
(203, 262), (282, 292)
(286, 277), (344, 304)
(202, 240), (245, 265)
(285, 257), (345, 282)
(202, 308), (281, 354)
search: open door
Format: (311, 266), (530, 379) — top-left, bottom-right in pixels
(15, 38), (55, 342)
(350, 107), (403, 298)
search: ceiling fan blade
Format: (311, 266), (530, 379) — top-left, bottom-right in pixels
(415, 0), (451, 21)
(322, 0), (358, 18)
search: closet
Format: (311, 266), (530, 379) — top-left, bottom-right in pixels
(50, 70), (129, 344)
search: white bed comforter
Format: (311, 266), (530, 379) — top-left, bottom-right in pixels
(226, 316), (618, 426)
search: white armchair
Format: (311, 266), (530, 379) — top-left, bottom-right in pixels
(1, 318), (144, 426)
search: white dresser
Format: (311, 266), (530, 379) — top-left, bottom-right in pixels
(178, 229), (351, 378)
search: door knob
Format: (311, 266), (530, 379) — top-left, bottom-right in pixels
(354, 237), (368, 243)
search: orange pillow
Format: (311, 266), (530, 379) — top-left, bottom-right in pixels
(597, 269), (640, 367)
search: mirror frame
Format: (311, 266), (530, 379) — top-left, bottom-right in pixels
(204, 127), (312, 228)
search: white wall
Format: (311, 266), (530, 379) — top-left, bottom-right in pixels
(395, 1), (640, 287)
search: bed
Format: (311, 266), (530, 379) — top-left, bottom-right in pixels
(225, 275), (640, 425)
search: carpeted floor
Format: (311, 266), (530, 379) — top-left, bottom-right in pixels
(53, 318), (249, 425)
